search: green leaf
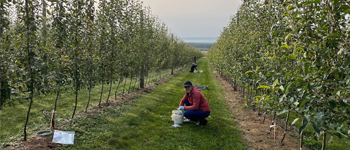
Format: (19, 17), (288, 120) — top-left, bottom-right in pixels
(345, 9), (350, 15)
(336, 90), (340, 96)
(312, 122), (321, 133)
(304, 115), (311, 123)
(291, 118), (299, 125)
(279, 95), (285, 103)
(272, 79), (278, 89)
(334, 132), (342, 139)
(245, 70), (253, 74)
(281, 43), (288, 49)
(288, 54), (296, 60)
(288, 5), (295, 10)
(336, 131), (348, 139)
(300, 99), (311, 108)
(308, 83), (314, 91)
(257, 85), (270, 90)
(329, 101), (336, 108)
(279, 85), (284, 92)
(328, 136), (334, 143)
(255, 67), (260, 72)
(285, 33), (291, 42)
(283, 71), (292, 80)
(299, 122), (309, 135)
(325, 33), (340, 39)
(277, 109), (288, 115)
(285, 83), (291, 94)
(315, 112), (324, 121)
(304, 0), (321, 5)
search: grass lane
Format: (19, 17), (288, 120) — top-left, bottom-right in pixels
(60, 57), (246, 149)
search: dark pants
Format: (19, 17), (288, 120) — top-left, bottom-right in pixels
(184, 100), (210, 121)
(190, 64), (197, 72)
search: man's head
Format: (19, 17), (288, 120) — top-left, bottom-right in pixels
(184, 81), (193, 93)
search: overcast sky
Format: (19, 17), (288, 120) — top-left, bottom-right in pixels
(141, 0), (243, 38)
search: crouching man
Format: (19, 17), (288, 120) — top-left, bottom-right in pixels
(179, 81), (211, 126)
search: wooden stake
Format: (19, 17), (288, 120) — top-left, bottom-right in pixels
(274, 124), (276, 142)
(50, 110), (54, 130)
(270, 124), (277, 142)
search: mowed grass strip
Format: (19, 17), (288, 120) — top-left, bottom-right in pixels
(0, 70), (171, 145)
(60, 57), (246, 150)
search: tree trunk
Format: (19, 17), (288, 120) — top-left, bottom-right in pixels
(242, 85), (245, 98)
(147, 72), (151, 85)
(24, 97), (33, 141)
(115, 76), (122, 99)
(85, 86), (91, 112)
(53, 89), (60, 128)
(140, 66), (145, 88)
(133, 76), (138, 91)
(247, 84), (250, 101)
(300, 118), (304, 150)
(281, 109), (290, 143)
(122, 75), (128, 95)
(128, 77), (133, 93)
(99, 81), (104, 107)
(72, 87), (78, 118)
(250, 85), (253, 102)
(106, 79), (113, 105)
(321, 131), (326, 150)
(24, 0), (34, 140)
(262, 116), (266, 124)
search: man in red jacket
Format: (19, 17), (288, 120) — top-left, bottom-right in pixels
(179, 81), (211, 126)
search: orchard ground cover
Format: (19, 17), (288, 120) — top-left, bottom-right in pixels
(3, 57), (247, 149)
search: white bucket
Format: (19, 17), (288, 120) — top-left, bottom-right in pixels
(174, 114), (184, 124)
(194, 70), (198, 73)
(171, 110), (184, 124)
(199, 70), (203, 73)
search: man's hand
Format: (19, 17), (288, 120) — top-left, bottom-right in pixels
(179, 106), (184, 110)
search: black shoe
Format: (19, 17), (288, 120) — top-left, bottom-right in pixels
(197, 118), (207, 126)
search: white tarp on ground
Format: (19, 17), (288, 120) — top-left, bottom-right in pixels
(52, 130), (75, 145)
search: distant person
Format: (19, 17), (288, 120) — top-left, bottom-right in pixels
(194, 56), (197, 63)
(190, 62), (197, 73)
(178, 81), (211, 126)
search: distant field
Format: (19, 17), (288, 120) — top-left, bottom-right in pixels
(186, 42), (213, 51)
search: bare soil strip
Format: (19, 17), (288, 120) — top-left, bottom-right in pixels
(214, 70), (309, 150)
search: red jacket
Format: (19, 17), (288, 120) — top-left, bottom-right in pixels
(179, 87), (211, 111)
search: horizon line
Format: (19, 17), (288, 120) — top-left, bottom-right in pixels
(180, 37), (218, 39)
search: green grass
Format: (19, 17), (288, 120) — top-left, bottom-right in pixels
(0, 69), (172, 147)
(55, 57), (246, 149)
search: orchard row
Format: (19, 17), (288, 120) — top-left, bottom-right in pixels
(208, 0), (350, 149)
